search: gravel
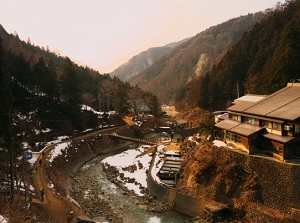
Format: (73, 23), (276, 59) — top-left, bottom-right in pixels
(70, 154), (176, 223)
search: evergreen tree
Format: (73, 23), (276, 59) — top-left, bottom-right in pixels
(46, 60), (59, 100)
(60, 57), (82, 128)
(143, 92), (160, 116)
(33, 57), (48, 95)
(0, 35), (13, 143)
(112, 77), (130, 115)
(0, 36), (15, 200)
(198, 73), (210, 110)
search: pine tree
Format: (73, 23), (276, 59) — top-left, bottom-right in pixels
(60, 57), (82, 128)
(0, 36), (15, 201)
(112, 77), (130, 115)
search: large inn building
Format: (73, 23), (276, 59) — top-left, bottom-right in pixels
(215, 82), (300, 161)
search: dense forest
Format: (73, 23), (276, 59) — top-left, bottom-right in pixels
(177, 0), (300, 111)
(128, 12), (265, 105)
(110, 38), (189, 82)
(0, 24), (160, 131)
(0, 25), (160, 202)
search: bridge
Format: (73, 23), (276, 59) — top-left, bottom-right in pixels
(106, 133), (157, 145)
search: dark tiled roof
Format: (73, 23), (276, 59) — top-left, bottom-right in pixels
(179, 127), (199, 138)
(215, 120), (264, 136)
(228, 83), (300, 121)
(230, 123), (265, 136)
(215, 119), (240, 130)
(262, 133), (294, 143)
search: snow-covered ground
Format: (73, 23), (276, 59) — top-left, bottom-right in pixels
(26, 135), (70, 166)
(81, 105), (115, 116)
(47, 141), (71, 163)
(102, 145), (165, 196)
(0, 215), (8, 223)
(213, 139), (227, 147)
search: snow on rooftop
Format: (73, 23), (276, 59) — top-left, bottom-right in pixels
(235, 95), (265, 103)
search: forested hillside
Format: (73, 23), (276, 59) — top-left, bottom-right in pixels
(0, 24), (161, 212)
(181, 0), (300, 111)
(0, 25), (160, 120)
(0, 24), (160, 155)
(110, 39), (189, 82)
(128, 12), (264, 104)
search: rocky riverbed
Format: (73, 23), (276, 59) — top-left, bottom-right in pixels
(70, 147), (191, 223)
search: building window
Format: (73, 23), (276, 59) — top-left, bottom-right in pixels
(272, 122), (281, 131)
(244, 117), (249, 124)
(262, 120), (281, 130)
(243, 117), (258, 125)
(262, 120), (272, 129)
(268, 121), (272, 128)
(230, 114), (241, 122)
(235, 135), (241, 143)
(295, 124), (300, 135)
(225, 132), (241, 143)
(275, 146), (283, 155)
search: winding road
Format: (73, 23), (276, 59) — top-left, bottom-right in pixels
(32, 127), (121, 223)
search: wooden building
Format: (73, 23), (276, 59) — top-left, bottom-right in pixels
(215, 82), (300, 160)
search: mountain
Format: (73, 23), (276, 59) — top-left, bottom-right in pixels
(0, 24), (161, 132)
(127, 13), (264, 104)
(184, 0), (300, 111)
(110, 39), (189, 82)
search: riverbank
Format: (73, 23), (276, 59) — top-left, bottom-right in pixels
(43, 126), (191, 222)
(42, 126), (137, 222)
(71, 145), (190, 223)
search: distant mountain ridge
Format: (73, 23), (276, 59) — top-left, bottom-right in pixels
(110, 38), (190, 82)
(127, 12), (265, 104)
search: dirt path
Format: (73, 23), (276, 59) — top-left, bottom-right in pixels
(32, 144), (85, 223)
(32, 127), (121, 223)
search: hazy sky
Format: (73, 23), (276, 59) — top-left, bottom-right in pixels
(0, 0), (283, 73)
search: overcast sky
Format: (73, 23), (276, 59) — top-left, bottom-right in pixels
(0, 0), (283, 73)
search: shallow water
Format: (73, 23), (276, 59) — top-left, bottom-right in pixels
(77, 151), (191, 223)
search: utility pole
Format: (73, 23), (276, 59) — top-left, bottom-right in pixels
(237, 81), (240, 98)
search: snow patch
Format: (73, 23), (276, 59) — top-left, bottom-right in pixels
(213, 140), (227, 147)
(48, 141), (71, 163)
(102, 146), (152, 196)
(0, 215), (8, 223)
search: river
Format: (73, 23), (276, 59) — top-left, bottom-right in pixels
(71, 144), (191, 223)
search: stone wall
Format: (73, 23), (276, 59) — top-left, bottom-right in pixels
(147, 153), (205, 217)
(147, 148), (300, 221)
(229, 150), (300, 212)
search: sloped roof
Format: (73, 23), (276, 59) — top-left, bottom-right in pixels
(179, 127), (199, 138)
(176, 119), (187, 125)
(215, 119), (240, 130)
(215, 120), (264, 136)
(262, 133), (294, 143)
(230, 123), (264, 136)
(234, 95), (266, 103)
(228, 83), (300, 121)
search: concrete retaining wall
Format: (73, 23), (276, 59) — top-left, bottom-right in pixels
(229, 150), (300, 212)
(147, 153), (205, 217)
(147, 148), (300, 220)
